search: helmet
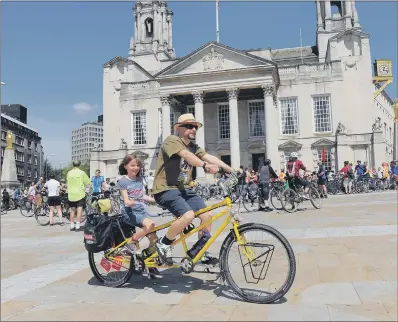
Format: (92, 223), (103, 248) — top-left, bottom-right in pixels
(264, 159), (271, 166)
(290, 152), (298, 158)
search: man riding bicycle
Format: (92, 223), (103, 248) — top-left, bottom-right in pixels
(286, 152), (311, 198)
(153, 113), (233, 266)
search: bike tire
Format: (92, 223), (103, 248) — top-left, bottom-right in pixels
(219, 223), (296, 304)
(20, 200), (34, 217)
(280, 189), (298, 213)
(270, 188), (283, 210)
(88, 251), (134, 287)
(309, 186), (322, 209)
(34, 207), (50, 226)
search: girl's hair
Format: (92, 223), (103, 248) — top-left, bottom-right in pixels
(118, 154), (143, 176)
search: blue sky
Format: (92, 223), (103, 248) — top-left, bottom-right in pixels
(1, 1), (397, 166)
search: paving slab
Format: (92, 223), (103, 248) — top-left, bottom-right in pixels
(1, 192), (397, 321)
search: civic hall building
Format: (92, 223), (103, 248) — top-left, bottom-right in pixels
(91, 0), (395, 181)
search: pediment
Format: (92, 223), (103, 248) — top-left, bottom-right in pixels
(311, 138), (335, 148)
(155, 42), (276, 77)
(329, 29), (369, 42)
(278, 140), (303, 150)
(132, 150), (149, 159)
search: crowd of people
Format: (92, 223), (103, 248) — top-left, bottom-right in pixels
(2, 112), (398, 278)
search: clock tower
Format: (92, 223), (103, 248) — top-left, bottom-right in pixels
(129, 1), (175, 59)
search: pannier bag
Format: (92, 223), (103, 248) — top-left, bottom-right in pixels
(83, 214), (114, 253)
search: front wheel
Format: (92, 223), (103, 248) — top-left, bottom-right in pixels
(35, 206), (50, 226)
(309, 186), (321, 209)
(270, 188), (283, 210)
(219, 223), (296, 304)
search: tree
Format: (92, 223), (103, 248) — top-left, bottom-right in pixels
(62, 163), (90, 180)
(43, 158), (53, 181)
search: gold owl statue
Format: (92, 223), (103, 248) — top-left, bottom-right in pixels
(6, 130), (13, 149)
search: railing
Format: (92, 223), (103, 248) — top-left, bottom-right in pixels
(278, 61), (341, 78)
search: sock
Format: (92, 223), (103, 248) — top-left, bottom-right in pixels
(161, 236), (174, 246)
(265, 200), (269, 207)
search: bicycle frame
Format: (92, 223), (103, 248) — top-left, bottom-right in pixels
(106, 196), (252, 269)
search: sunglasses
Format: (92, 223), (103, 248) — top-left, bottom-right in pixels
(179, 124), (198, 130)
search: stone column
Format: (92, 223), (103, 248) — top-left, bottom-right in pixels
(262, 84), (279, 167)
(167, 15), (172, 49)
(352, 0), (360, 28)
(316, 0), (323, 30)
(193, 90), (206, 179)
(161, 8), (166, 46)
(344, 1), (352, 28)
(227, 87), (240, 169)
(160, 94), (171, 140)
(324, 1), (332, 31)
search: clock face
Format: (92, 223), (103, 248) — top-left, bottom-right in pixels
(379, 64), (389, 76)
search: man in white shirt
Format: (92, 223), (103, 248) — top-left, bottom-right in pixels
(44, 173), (63, 226)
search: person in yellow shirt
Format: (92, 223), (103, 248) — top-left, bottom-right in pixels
(66, 160), (90, 231)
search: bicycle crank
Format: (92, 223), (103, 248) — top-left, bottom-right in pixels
(180, 257), (194, 274)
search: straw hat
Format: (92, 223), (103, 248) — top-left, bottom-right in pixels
(173, 113), (203, 131)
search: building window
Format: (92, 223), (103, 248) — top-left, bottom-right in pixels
(187, 106), (195, 116)
(15, 136), (24, 146)
(1, 131), (6, 141)
(313, 96), (332, 133)
(218, 103), (230, 139)
(16, 166), (24, 176)
(1, 147), (4, 157)
(317, 147), (332, 171)
(27, 168), (31, 177)
(248, 101), (265, 137)
(280, 98), (299, 135)
(15, 151), (24, 162)
(132, 111), (147, 145)
(27, 155), (32, 164)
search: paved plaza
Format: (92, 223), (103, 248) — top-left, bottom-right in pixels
(1, 191), (397, 321)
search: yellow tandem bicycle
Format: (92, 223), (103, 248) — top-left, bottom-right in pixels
(87, 172), (296, 304)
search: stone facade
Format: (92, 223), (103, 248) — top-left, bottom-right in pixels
(92, 0), (396, 181)
(1, 113), (44, 185)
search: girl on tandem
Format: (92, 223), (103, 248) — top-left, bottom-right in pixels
(117, 154), (163, 279)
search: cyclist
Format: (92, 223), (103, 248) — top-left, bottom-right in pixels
(258, 159), (278, 211)
(91, 169), (105, 197)
(152, 113), (233, 266)
(66, 160), (90, 231)
(285, 152), (311, 198)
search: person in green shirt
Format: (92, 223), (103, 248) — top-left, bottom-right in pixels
(66, 160), (90, 231)
(153, 113), (233, 266)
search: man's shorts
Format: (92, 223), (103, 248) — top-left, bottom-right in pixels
(154, 189), (207, 218)
(47, 196), (61, 207)
(68, 197), (86, 208)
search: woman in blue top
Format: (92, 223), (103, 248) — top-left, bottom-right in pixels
(317, 161), (328, 198)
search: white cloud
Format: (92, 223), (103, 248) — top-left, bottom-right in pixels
(72, 102), (98, 114)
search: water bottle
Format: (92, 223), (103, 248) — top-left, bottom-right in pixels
(187, 231), (211, 259)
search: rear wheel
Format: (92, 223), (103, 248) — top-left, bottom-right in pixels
(219, 223), (296, 304)
(280, 189), (298, 213)
(242, 192), (259, 212)
(88, 250), (134, 287)
(20, 199), (34, 217)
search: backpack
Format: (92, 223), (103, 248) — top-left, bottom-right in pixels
(347, 168), (354, 179)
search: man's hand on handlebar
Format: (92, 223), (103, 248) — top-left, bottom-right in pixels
(205, 163), (220, 174)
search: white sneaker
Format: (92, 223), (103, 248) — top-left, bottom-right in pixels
(70, 223), (75, 230)
(155, 241), (173, 265)
(75, 222), (80, 230)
